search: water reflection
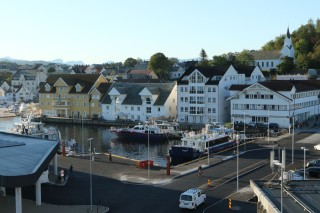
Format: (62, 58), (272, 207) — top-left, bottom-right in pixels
(0, 117), (180, 167)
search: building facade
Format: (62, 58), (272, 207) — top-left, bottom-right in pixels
(229, 80), (320, 128)
(101, 82), (177, 122)
(38, 74), (109, 118)
(177, 65), (266, 124)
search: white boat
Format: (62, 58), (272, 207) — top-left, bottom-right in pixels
(169, 124), (236, 165)
(8, 114), (61, 141)
(152, 120), (183, 139)
(6, 114), (77, 154)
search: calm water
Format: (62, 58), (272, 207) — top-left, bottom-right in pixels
(0, 117), (180, 166)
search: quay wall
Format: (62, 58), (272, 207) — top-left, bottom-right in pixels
(36, 117), (205, 131)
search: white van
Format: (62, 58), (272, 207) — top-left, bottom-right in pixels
(179, 188), (206, 209)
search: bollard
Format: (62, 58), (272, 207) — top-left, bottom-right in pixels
(228, 197), (232, 209)
(207, 178), (211, 187)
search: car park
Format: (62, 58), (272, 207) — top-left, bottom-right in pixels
(306, 159), (320, 168)
(314, 144), (320, 150)
(179, 188), (206, 210)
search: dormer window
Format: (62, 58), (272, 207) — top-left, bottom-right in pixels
(115, 97), (120, 104)
(146, 97), (151, 104)
(45, 84), (51, 92)
(75, 84), (81, 92)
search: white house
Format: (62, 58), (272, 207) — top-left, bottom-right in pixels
(11, 68), (47, 102)
(14, 86), (33, 103)
(177, 65), (266, 124)
(252, 28), (295, 71)
(229, 80), (320, 128)
(101, 82), (177, 122)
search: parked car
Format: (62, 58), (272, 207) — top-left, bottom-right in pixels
(314, 144), (320, 151)
(179, 188), (206, 210)
(254, 123), (268, 128)
(307, 167), (320, 178)
(306, 159), (320, 168)
(268, 123), (279, 129)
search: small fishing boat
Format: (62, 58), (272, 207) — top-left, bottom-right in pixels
(116, 124), (168, 142)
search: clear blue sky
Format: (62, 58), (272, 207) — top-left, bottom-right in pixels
(1, 0), (319, 64)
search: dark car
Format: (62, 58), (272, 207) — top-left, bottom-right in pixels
(306, 159), (320, 168)
(268, 123), (279, 129)
(254, 123), (267, 128)
(307, 167), (320, 178)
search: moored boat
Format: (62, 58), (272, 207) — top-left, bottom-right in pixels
(116, 124), (169, 142)
(169, 124), (236, 165)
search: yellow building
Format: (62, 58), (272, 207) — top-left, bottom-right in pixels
(38, 74), (110, 118)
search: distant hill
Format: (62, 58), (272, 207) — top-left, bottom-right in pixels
(0, 57), (84, 65)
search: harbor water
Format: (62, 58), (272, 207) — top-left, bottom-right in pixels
(0, 117), (181, 167)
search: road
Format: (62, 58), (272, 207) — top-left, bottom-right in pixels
(7, 128), (320, 213)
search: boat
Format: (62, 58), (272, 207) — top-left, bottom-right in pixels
(169, 124), (236, 165)
(116, 124), (169, 142)
(5, 114), (77, 154)
(152, 120), (183, 139)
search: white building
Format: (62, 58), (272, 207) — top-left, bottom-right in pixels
(229, 80), (320, 128)
(252, 28), (295, 71)
(11, 66), (47, 102)
(177, 65), (266, 124)
(101, 82), (177, 122)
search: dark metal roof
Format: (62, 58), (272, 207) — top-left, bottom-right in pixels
(102, 82), (176, 106)
(38, 74), (102, 93)
(0, 132), (59, 187)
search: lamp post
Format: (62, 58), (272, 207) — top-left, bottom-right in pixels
(274, 161), (283, 213)
(268, 105), (270, 144)
(301, 147), (308, 180)
(236, 134), (239, 193)
(292, 98), (295, 164)
(243, 110), (246, 151)
(147, 126), (150, 184)
(87, 138), (93, 211)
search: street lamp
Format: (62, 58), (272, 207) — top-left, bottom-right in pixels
(292, 97), (295, 164)
(267, 105), (270, 144)
(147, 126), (150, 184)
(274, 161), (283, 213)
(87, 138), (93, 211)
(236, 134), (239, 193)
(243, 110), (246, 151)
(301, 147), (308, 180)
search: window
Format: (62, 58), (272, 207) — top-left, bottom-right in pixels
(77, 102), (80, 107)
(208, 87), (211, 92)
(146, 107), (151, 113)
(197, 97), (204, 104)
(158, 107), (160, 112)
(190, 86), (196, 94)
(190, 97), (196, 104)
(208, 98), (211, 103)
(208, 108), (211, 113)
(91, 103), (95, 107)
(180, 87), (184, 92)
(212, 98), (216, 103)
(146, 98), (151, 104)
(137, 107), (140, 111)
(185, 87), (188, 92)
(180, 107), (184, 112)
(185, 97), (188, 102)
(197, 86), (204, 94)
(83, 103), (87, 107)
(106, 106), (109, 110)
(131, 106), (134, 110)
(180, 97), (184, 102)
(185, 107), (188, 112)
(190, 107), (196, 114)
(212, 108), (216, 113)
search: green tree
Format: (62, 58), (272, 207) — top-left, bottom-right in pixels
(199, 49), (209, 66)
(124, 57), (137, 68)
(296, 54), (309, 71)
(169, 57), (179, 65)
(277, 57), (295, 74)
(235, 50), (254, 66)
(48, 67), (56, 73)
(210, 55), (229, 66)
(148, 53), (172, 80)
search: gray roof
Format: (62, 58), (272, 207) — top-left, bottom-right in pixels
(12, 70), (38, 80)
(0, 132), (59, 187)
(102, 82), (175, 106)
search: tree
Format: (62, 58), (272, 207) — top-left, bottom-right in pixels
(277, 57), (295, 74)
(124, 57), (137, 68)
(296, 54), (309, 71)
(210, 55), (229, 66)
(148, 53), (172, 81)
(199, 49), (208, 66)
(48, 67), (56, 73)
(235, 50), (254, 66)
(169, 57), (179, 65)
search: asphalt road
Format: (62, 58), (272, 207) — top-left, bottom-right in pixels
(6, 129), (320, 213)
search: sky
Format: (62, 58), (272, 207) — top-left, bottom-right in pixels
(1, 0), (319, 64)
